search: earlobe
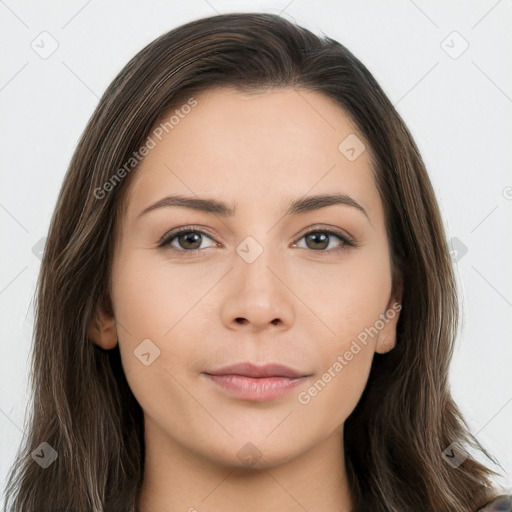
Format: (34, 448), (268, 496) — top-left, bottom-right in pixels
(88, 298), (118, 350)
(375, 295), (402, 355)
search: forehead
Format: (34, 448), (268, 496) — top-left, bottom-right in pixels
(124, 87), (380, 221)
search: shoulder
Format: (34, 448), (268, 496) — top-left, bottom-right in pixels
(477, 494), (512, 511)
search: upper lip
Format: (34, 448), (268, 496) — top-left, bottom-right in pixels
(205, 362), (308, 379)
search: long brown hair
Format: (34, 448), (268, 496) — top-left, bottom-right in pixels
(3, 12), (506, 511)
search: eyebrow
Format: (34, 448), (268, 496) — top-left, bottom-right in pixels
(137, 193), (370, 222)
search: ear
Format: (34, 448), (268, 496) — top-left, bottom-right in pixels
(88, 295), (117, 350)
(375, 285), (403, 355)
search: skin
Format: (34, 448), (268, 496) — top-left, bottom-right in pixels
(89, 87), (402, 512)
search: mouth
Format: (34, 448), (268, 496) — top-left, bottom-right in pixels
(203, 362), (312, 402)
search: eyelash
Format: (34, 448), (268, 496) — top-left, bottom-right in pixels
(158, 225), (356, 256)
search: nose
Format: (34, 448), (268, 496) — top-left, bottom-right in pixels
(220, 244), (295, 333)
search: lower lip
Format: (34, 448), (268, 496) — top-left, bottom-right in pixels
(204, 374), (309, 402)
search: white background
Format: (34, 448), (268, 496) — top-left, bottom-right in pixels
(1, 0), (511, 497)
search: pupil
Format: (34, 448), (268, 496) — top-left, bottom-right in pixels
(308, 233), (328, 250)
(181, 232), (201, 249)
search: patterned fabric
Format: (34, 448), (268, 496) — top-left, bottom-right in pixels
(477, 494), (512, 511)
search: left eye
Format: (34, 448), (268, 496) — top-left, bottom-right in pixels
(293, 229), (353, 251)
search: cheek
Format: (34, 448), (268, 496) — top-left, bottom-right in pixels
(292, 244), (392, 343)
(110, 254), (205, 425)
(112, 250), (220, 342)
(296, 343), (374, 428)
(293, 255), (389, 427)
(289, 242), (391, 414)
(110, 250), (221, 405)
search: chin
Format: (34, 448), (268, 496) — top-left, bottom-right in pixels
(198, 434), (308, 471)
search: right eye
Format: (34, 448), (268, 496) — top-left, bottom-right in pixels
(159, 226), (219, 254)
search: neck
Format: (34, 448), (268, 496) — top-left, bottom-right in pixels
(137, 418), (353, 512)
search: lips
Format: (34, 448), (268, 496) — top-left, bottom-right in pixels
(205, 362), (307, 379)
(203, 362), (312, 402)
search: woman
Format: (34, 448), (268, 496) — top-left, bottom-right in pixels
(3, 12), (510, 512)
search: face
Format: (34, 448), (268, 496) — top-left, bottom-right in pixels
(92, 87), (401, 469)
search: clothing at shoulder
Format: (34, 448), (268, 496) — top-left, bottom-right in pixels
(477, 494), (512, 511)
